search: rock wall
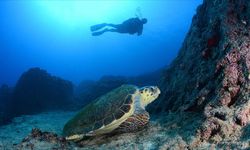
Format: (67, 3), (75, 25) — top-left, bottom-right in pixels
(151, 0), (250, 142)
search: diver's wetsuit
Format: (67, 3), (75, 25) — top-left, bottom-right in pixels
(91, 17), (146, 36)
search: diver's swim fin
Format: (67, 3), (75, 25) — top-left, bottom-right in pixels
(92, 30), (105, 36)
(90, 23), (107, 32)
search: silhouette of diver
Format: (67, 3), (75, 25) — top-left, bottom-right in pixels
(90, 17), (147, 36)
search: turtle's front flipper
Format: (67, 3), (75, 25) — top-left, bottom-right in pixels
(115, 109), (149, 133)
(66, 132), (93, 142)
(66, 134), (84, 141)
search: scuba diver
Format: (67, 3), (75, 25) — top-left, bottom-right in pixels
(90, 7), (147, 36)
(90, 17), (147, 36)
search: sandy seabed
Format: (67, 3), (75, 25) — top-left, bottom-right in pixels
(0, 111), (249, 150)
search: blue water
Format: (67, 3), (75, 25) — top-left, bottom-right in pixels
(0, 0), (202, 86)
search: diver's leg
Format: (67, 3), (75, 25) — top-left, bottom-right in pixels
(92, 28), (118, 36)
(106, 24), (126, 33)
(106, 29), (118, 32)
(106, 24), (120, 28)
(90, 23), (108, 32)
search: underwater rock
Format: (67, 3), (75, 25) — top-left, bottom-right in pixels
(150, 0), (250, 145)
(5, 67), (74, 121)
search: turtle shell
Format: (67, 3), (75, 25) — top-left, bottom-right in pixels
(63, 84), (137, 136)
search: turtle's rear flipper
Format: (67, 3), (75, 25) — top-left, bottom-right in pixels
(90, 23), (107, 32)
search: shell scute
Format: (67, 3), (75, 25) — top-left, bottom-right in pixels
(104, 114), (115, 126)
(120, 105), (131, 113)
(93, 120), (103, 130)
(125, 95), (133, 104)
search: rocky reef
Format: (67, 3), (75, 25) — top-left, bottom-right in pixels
(4, 68), (74, 123)
(150, 0), (250, 145)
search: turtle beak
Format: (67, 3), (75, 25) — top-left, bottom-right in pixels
(154, 86), (161, 95)
(150, 86), (160, 99)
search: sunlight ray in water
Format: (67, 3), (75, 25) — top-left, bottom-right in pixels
(33, 1), (137, 27)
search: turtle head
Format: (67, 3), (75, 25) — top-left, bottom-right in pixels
(139, 86), (160, 108)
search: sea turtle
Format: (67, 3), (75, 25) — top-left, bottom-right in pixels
(63, 84), (160, 141)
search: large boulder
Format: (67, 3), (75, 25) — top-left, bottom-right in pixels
(150, 0), (250, 143)
(5, 68), (74, 120)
